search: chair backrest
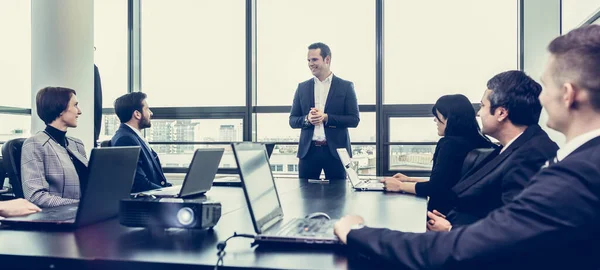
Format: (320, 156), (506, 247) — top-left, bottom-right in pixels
(0, 156), (6, 189)
(100, 140), (112, 147)
(1, 138), (26, 198)
(461, 148), (496, 177)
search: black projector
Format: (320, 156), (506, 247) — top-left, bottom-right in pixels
(119, 196), (222, 229)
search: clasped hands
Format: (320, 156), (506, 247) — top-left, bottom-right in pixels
(308, 108), (328, 125)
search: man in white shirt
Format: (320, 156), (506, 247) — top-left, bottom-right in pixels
(289, 42), (360, 180)
(334, 24), (600, 270)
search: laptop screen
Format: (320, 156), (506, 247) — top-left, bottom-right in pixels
(233, 144), (283, 233)
(336, 148), (361, 187)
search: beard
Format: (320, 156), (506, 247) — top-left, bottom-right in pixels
(140, 115), (152, 129)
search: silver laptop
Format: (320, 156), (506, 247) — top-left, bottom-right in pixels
(336, 148), (385, 191)
(140, 148), (224, 198)
(1, 147), (141, 228)
(232, 142), (340, 245)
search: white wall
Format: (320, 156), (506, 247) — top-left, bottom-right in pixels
(31, 0), (95, 152)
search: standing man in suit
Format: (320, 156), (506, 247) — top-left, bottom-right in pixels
(111, 92), (171, 193)
(289, 42), (360, 180)
(334, 25), (600, 269)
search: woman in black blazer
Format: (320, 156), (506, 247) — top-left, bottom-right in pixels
(383, 94), (495, 214)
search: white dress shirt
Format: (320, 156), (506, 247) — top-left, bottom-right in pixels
(500, 131), (524, 154)
(312, 72), (334, 141)
(556, 128), (600, 162)
(125, 123), (152, 149)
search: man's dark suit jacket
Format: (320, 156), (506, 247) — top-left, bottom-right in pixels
(111, 124), (170, 192)
(446, 124), (558, 226)
(347, 136), (600, 269)
(289, 75), (360, 159)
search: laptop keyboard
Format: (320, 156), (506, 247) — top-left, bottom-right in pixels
(357, 180), (384, 188)
(144, 185), (182, 196)
(277, 218), (334, 237)
(33, 205), (78, 221)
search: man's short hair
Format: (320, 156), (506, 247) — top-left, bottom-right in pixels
(308, 42), (332, 60)
(36, 86), (77, 125)
(486, 70), (543, 126)
(548, 24), (600, 111)
(114, 92), (147, 123)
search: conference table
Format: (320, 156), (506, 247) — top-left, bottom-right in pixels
(0, 178), (428, 270)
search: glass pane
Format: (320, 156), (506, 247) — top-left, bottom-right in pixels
(389, 145), (436, 171)
(389, 117), (440, 143)
(145, 119), (243, 142)
(350, 112), (375, 143)
(153, 144), (236, 169)
(100, 114), (120, 142)
(256, 114), (300, 143)
(384, 0), (518, 104)
(94, 0), (128, 108)
(257, 0), (375, 105)
(141, 0), (245, 107)
(257, 112), (375, 143)
(562, 0), (600, 31)
(269, 144), (375, 175)
(0, 114), (31, 144)
(352, 144), (376, 175)
(0, 0), (31, 107)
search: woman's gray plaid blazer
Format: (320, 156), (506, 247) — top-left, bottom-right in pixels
(20, 132), (88, 208)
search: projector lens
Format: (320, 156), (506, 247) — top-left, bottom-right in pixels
(177, 207), (195, 226)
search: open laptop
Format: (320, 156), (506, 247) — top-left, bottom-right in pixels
(232, 142), (339, 245)
(139, 148), (224, 198)
(212, 143), (275, 187)
(336, 148), (385, 191)
(1, 146), (141, 228)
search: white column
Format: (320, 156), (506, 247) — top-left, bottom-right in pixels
(31, 0), (94, 152)
(522, 0), (564, 146)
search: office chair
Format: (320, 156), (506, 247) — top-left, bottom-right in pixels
(0, 157), (7, 194)
(100, 140), (112, 147)
(1, 138), (26, 198)
(461, 148), (496, 177)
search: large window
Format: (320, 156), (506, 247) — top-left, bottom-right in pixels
(384, 0), (518, 104)
(140, 0), (245, 107)
(562, 0), (600, 32)
(389, 117), (440, 143)
(0, 114), (31, 143)
(146, 119), (243, 143)
(94, 0), (128, 108)
(0, 0), (31, 108)
(257, 0), (376, 106)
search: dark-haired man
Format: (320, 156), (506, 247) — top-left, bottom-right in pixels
(335, 24), (600, 269)
(289, 42), (360, 180)
(111, 92), (170, 192)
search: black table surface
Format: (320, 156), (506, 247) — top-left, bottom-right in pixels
(0, 178), (427, 270)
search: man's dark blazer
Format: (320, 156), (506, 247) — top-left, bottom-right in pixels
(446, 124), (558, 226)
(289, 75), (360, 159)
(111, 124), (170, 192)
(347, 136), (600, 269)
